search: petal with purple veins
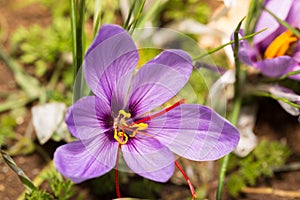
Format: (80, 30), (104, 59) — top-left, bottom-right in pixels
(121, 135), (175, 182)
(254, 0), (293, 46)
(256, 56), (297, 77)
(285, 0), (300, 27)
(146, 104), (240, 161)
(65, 96), (112, 139)
(54, 133), (118, 183)
(127, 49), (193, 117)
(84, 25), (138, 107)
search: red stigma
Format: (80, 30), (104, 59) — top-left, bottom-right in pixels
(134, 99), (185, 124)
(175, 161), (197, 199)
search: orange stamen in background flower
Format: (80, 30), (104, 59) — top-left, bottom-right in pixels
(175, 161), (197, 200)
(134, 99), (185, 124)
(264, 30), (298, 59)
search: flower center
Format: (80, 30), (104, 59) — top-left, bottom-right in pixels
(264, 30), (299, 59)
(113, 110), (148, 145)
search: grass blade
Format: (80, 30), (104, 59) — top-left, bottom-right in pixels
(216, 17), (245, 200)
(192, 28), (267, 60)
(1, 150), (36, 192)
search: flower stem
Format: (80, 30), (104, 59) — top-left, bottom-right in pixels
(115, 144), (122, 198)
(175, 161), (197, 199)
(244, 0), (265, 36)
(216, 17), (244, 200)
(123, 0), (146, 33)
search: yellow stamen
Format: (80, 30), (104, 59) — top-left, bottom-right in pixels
(119, 110), (131, 119)
(264, 30), (298, 59)
(117, 110), (131, 126)
(113, 110), (148, 144)
(114, 129), (128, 145)
(128, 123), (148, 137)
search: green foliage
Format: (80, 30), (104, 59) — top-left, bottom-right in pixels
(91, 170), (162, 199)
(227, 140), (291, 197)
(128, 179), (162, 199)
(0, 115), (17, 146)
(180, 67), (221, 105)
(25, 189), (54, 200)
(182, 69), (209, 104)
(19, 0), (70, 18)
(48, 170), (76, 200)
(227, 174), (246, 197)
(193, 186), (208, 200)
(35, 0), (70, 18)
(9, 0), (74, 104)
(10, 17), (71, 78)
(137, 48), (161, 67)
(91, 171), (116, 196)
(1, 150), (36, 192)
(24, 169), (76, 200)
(162, 0), (210, 24)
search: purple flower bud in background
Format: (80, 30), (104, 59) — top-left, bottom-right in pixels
(237, 0), (300, 80)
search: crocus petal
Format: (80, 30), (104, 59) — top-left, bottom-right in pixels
(146, 104), (240, 161)
(289, 66), (300, 81)
(286, 0), (300, 27)
(238, 39), (258, 66)
(269, 85), (300, 102)
(54, 134), (118, 183)
(278, 100), (300, 116)
(268, 85), (300, 116)
(65, 96), (112, 139)
(32, 103), (66, 144)
(84, 25), (138, 108)
(121, 135), (175, 182)
(256, 56), (297, 77)
(128, 50), (193, 117)
(254, 0), (293, 45)
(232, 30), (258, 66)
(290, 49), (300, 80)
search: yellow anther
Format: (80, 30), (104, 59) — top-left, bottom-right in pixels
(264, 30), (298, 59)
(131, 123), (148, 130)
(114, 129), (128, 145)
(119, 110), (131, 118)
(116, 110), (131, 126)
(129, 123), (148, 137)
(114, 110), (149, 143)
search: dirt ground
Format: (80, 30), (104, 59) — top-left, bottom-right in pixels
(0, 1), (300, 200)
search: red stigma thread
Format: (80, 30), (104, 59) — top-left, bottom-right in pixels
(134, 99), (185, 124)
(175, 160), (197, 200)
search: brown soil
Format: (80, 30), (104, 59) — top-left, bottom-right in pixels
(0, 1), (300, 200)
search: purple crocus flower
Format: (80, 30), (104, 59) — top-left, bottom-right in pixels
(238, 0), (300, 80)
(53, 25), (239, 191)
